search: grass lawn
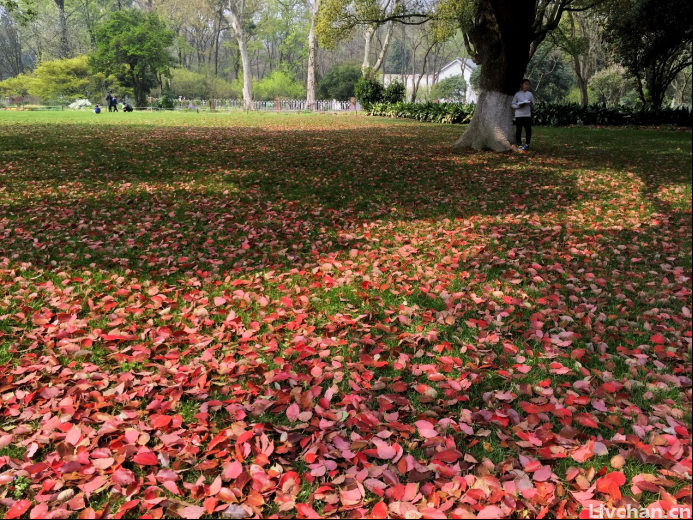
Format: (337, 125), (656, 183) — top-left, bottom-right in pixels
(0, 110), (691, 519)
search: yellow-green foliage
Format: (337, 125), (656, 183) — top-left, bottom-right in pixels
(0, 56), (122, 101)
(315, 0), (476, 50)
(169, 68), (236, 99)
(0, 74), (33, 97)
(28, 56), (91, 99)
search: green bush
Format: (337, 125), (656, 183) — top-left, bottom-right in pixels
(366, 101), (692, 127)
(354, 77), (384, 106)
(382, 81), (406, 104)
(158, 90), (176, 109)
(255, 70), (305, 100)
(430, 75), (467, 102)
(169, 68), (235, 99)
(367, 101), (475, 124)
(317, 64), (361, 101)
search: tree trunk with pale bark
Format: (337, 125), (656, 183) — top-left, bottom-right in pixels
(306, 0), (319, 109)
(228, 1), (253, 110)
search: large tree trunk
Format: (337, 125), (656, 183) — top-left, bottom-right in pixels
(228, 2), (253, 110)
(454, 0), (535, 151)
(306, 0), (319, 109)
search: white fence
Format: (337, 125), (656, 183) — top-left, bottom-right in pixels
(169, 99), (362, 112)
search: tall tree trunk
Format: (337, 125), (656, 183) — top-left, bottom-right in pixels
(569, 13), (589, 106)
(371, 21), (393, 74)
(575, 63), (589, 105)
(306, 0), (319, 109)
(410, 44), (433, 102)
(362, 26), (375, 75)
(228, 1), (253, 109)
(454, 0), (535, 151)
(54, 0), (69, 58)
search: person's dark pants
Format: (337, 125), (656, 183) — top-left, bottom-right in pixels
(112, 103), (118, 112)
(515, 117), (532, 146)
(108, 103), (113, 112)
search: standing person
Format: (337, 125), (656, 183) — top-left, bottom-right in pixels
(106, 92), (112, 112)
(112, 95), (119, 112)
(511, 79), (534, 151)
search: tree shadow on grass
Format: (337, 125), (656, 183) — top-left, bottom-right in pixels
(0, 122), (690, 280)
(0, 124), (591, 275)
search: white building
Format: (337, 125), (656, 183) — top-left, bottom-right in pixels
(381, 57), (478, 103)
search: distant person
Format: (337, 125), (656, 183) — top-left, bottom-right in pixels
(111, 96), (119, 112)
(123, 102), (133, 112)
(106, 92), (113, 112)
(512, 79), (535, 151)
(94, 104), (101, 114)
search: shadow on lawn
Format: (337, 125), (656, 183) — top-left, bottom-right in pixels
(0, 123), (690, 280)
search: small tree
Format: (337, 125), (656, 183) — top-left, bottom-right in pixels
(382, 80), (405, 103)
(430, 75), (467, 102)
(27, 56), (91, 100)
(589, 65), (629, 105)
(255, 70), (306, 100)
(90, 10), (174, 107)
(525, 43), (574, 103)
(354, 76), (384, 105)
(317, 64), (361, 100)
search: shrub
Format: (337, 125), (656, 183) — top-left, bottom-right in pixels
(158, 90), (176, 109)
(169, 68), (236, 100)
(430, 75), (467, 102)
(367, 101), (475, 124)
(317, 64), (361, 101)
(354, 76), (384, 106)
(255, 70), (305, 100)
(382, 81), (406, 104)
(366, 101), (692, 127)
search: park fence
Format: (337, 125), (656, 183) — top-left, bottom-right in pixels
(163, 99), (362, 113)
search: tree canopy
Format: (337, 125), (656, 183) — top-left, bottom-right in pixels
(606, 0), (692, 108)
(89, 10), (174, 107)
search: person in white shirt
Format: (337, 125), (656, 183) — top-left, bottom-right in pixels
(511, 79), (535, 151)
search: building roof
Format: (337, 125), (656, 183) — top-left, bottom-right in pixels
(439, 57), (477, 75)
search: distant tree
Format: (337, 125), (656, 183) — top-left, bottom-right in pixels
(469, 65), (481, 92)
(90, 10), (174, 107)
(255, 69), (306, 99)
(382, 79), (405, 102)
(317, 63), (361, 100)
(606, 0), (692, 108)
(550, 12), (603, 106)
(354, 75), (384, 105)
(430, 74), (467, 101)
(524, 42), (574, 103)
(589, 64), (630, 105)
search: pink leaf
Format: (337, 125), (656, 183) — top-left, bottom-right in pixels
(286, 403), (300, 422)
(477, 505), (505, 519)
(224, 460), (243, 480)
(533, 465), (552, 482)
(179, 505), (206, 519)
(112, 468), (136, 486)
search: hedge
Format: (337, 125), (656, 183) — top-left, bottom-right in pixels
(366, 101), (692, 127)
